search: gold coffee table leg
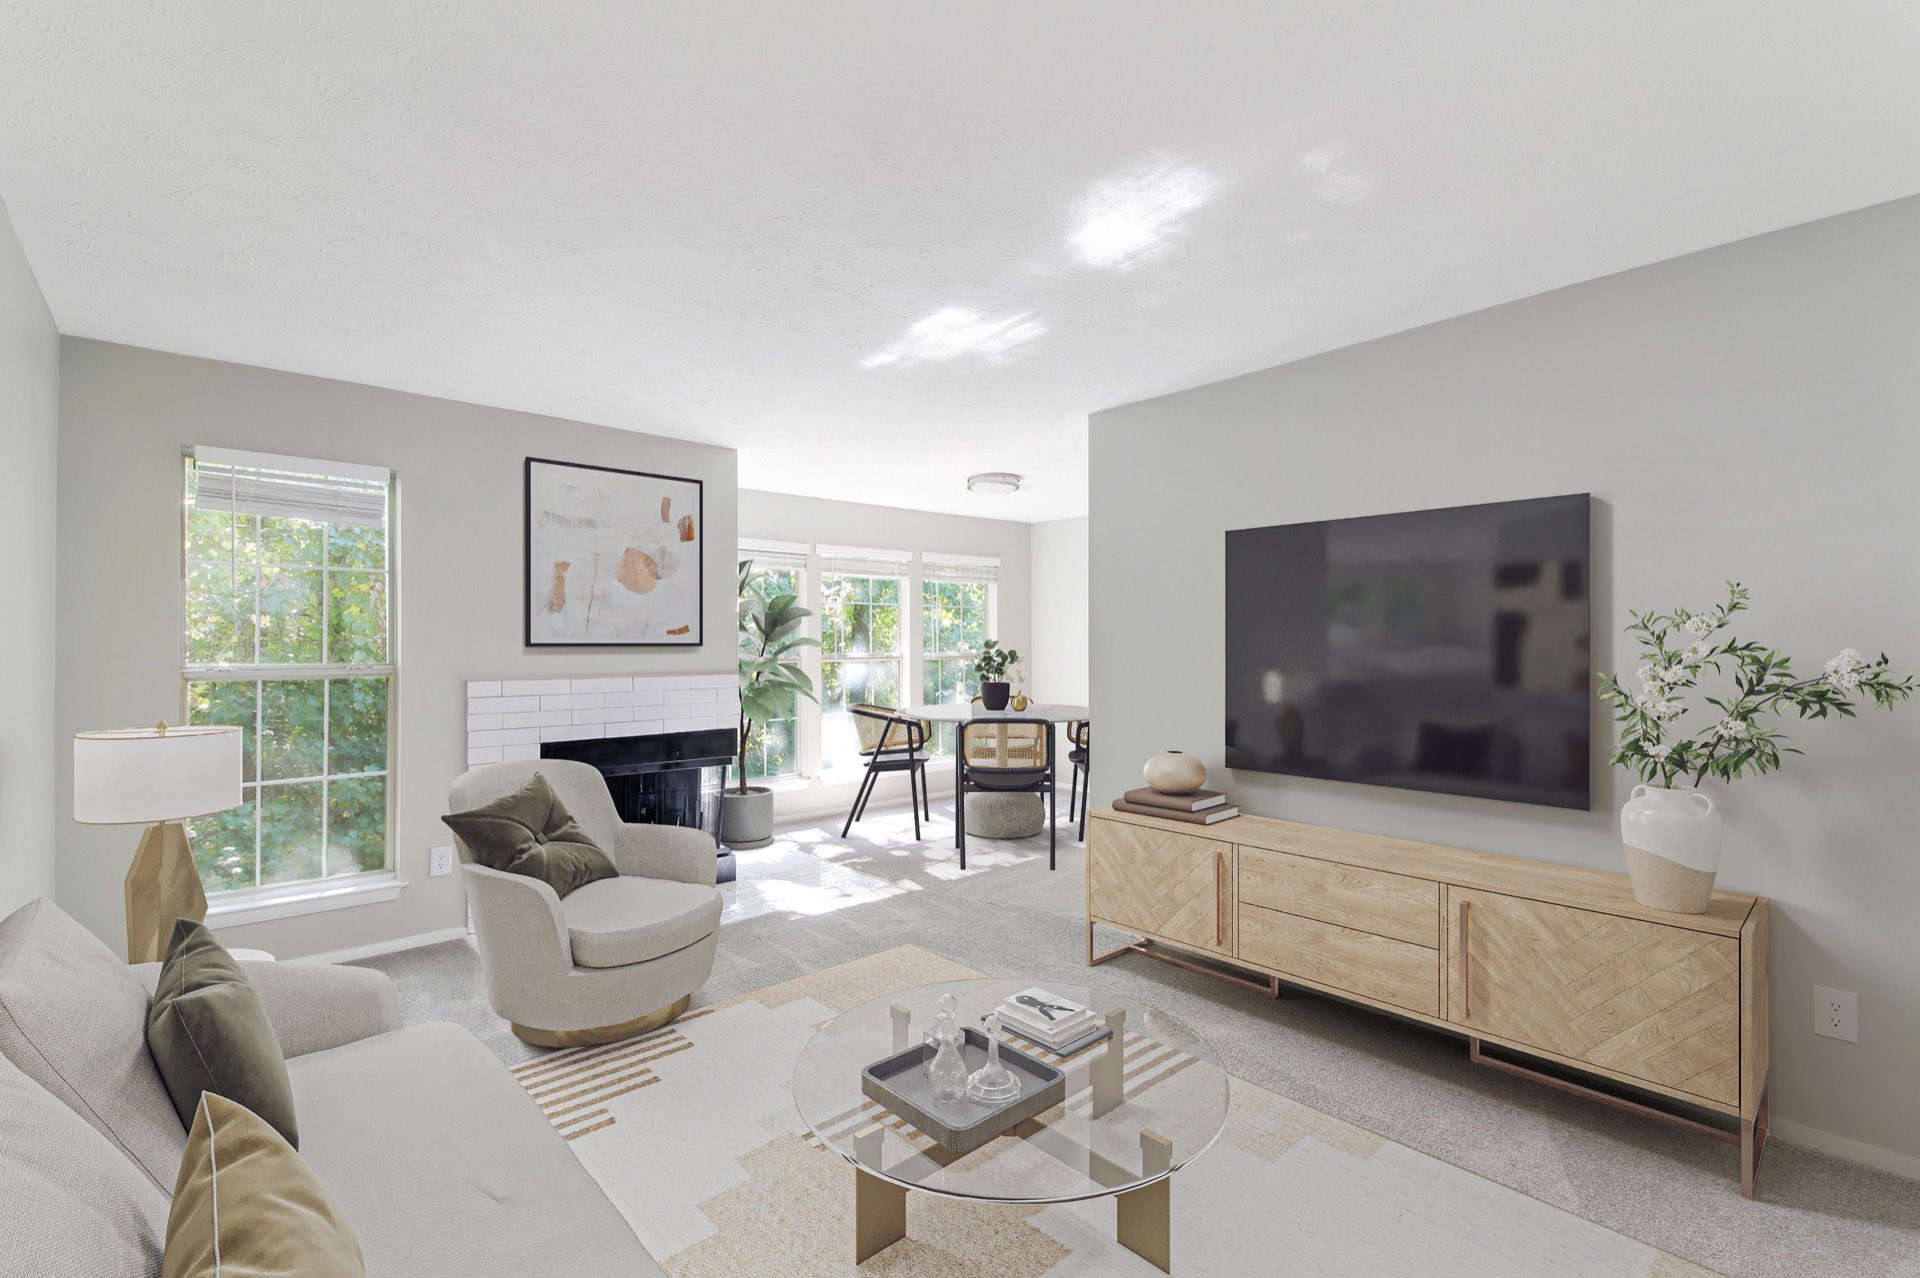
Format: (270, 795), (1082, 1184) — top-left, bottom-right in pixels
(1116, 1130), (1173, 1272)
(853, 1123), (906, 1263)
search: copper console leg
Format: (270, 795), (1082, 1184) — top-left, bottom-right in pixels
(1470, 1038), (1768, 1196)
(1087, 920), (1280, 995)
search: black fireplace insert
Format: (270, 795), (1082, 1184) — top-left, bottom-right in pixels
(541, 727), (739, 882)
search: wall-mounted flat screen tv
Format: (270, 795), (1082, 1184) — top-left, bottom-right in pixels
(1225, 494), (1592, 810)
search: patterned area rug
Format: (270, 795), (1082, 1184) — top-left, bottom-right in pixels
(512, 946), (1718, 1276)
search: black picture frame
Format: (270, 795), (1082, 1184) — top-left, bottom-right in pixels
(524, 456), (705, 648)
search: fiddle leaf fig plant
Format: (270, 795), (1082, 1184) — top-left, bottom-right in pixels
(969, 638), (1020, 686)
(1596, 581), (1913, 788)
(736, 559), (817, 794)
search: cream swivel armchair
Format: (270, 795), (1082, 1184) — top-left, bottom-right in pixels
(447, 759), (723, 1047)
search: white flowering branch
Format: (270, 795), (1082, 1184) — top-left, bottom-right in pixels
(1596, 582), (1913, 787)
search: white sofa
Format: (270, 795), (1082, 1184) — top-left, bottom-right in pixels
(0, 898), (662, 1278)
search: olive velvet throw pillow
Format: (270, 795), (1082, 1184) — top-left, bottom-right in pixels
(147, 919), (299, 1150)
(164, 1093), (364, 1278)
(441, 771), (617, 898)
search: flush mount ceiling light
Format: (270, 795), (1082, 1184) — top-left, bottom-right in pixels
(966, 472), (1022, 496)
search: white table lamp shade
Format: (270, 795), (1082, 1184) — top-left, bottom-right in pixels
(73, 725), (244, 825)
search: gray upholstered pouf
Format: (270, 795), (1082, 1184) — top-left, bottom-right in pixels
(962, 792), (1045, 839)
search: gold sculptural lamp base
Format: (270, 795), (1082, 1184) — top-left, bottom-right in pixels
(124, 820), (210, 965)
(74, 721), (242, 964)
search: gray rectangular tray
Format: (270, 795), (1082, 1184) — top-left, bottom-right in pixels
(861, 1028), (1066, 1154)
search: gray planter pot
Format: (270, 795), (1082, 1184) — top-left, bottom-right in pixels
(720, 786), (775, 850)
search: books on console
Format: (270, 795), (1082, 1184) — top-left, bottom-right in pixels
(1120, 787), (1229, 812)
(1112, 797), (1240, 824)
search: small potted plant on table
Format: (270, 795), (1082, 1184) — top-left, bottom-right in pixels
(726, 560), (816, 851)
(971, 638), (1021, 711)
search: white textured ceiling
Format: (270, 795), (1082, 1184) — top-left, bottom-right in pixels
(4, 3), (1918, 521)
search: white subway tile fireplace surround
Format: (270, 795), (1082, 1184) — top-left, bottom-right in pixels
(464, 675), (739, 768)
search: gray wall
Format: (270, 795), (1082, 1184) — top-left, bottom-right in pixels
(1030, 517), (1089, 704)
(0, 201), (58, 918)
(57, 340), (737, 958)
(1090, 196), (1920, 1168)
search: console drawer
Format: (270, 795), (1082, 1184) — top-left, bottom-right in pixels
(1239, 904), (1440, 1016)
(1240, 846), (1440, 948)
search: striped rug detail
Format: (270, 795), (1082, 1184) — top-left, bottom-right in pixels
(510, 1006), (719, 1140)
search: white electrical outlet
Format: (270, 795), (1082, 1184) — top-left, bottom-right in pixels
(1813, 985), (1858, 1042)
(430, 845), (454, 877)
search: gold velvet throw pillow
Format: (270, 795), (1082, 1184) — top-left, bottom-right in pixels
(441, 771), (618, 898)
(164, 1093), (364, 1278)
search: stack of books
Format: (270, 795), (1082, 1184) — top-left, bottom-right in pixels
(993, 987), (1103, 1054)
(1112, 787), (1240, 824)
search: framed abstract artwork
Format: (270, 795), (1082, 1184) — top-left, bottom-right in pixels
(524, 457), (704, 647)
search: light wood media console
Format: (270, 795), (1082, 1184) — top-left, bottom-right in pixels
(1085, 804), (1771, 1195)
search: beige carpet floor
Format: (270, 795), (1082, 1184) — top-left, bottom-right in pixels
(358, 798), (1920, 1276)
(505, 944), (1715, 1277)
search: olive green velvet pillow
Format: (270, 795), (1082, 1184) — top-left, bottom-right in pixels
(147, 919), (299, 1149)
(441, 771), (617, 898)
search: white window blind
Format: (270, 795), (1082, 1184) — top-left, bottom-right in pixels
(922, 551), (1001, 583)
(817, 545), (912, 578)
(192, 446), (391, 528)
(739, 538), (810, 573)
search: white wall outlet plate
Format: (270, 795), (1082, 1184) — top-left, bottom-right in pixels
(1813, 985), (1858, 1043)
(430, 845), (454, 877)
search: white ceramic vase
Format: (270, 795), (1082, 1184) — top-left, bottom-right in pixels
(1143, 750), (1207, 794)
(1619, 783), (1723, 913)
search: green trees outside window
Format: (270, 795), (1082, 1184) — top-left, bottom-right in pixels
(730, 547), (998, 781)
(182, 458), (394, 893)
(921, 579), (990, 755)
(820, 573), (903, 772)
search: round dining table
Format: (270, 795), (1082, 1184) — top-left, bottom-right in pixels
(907, 700), (1089, 755)
(905, 702), (1089, 841)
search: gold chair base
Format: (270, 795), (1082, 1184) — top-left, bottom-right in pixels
(511, 993), (692, 1048)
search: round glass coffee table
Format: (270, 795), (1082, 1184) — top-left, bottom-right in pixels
(792, 979), (1229, 1272)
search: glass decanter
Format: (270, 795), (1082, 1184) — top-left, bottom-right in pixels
(923, 993), (968, 1104)
(966, 1011), (1022, 1104)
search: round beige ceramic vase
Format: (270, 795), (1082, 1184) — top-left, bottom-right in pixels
(1619, 783), (1723, 913)
(1143, 750), (1208, 794)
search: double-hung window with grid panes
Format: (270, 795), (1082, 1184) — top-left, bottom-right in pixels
(181, 448), (395, 896)
(920, 554), (998, 756)
(818, 548), (910, 774)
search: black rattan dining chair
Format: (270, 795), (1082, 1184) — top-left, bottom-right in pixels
(955, 716), (1056, 871)
(842, 704), (933, 840)
(1065, 719), (1091, 842)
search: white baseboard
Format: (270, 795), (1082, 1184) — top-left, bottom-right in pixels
(1770, 1118), (1920, 1182)
(291, 926), (470, 966)
(773, 791), (929, 827)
